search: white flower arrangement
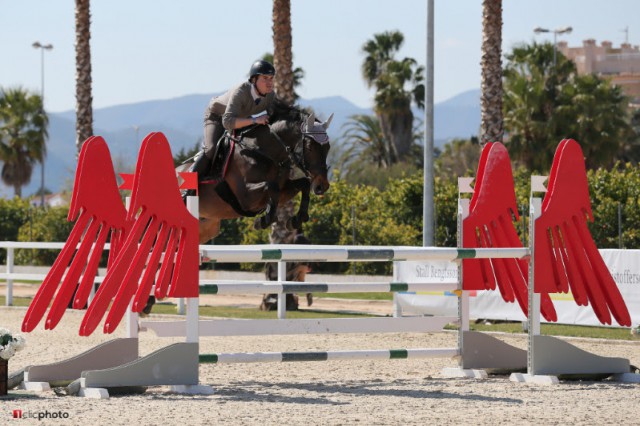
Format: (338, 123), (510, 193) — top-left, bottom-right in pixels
(0, 328), (26, 361)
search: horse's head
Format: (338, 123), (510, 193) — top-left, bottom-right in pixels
(301, 112), (333, 195)
(269, 103), (332, 196)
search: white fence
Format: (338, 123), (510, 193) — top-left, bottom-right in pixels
(0, 242), (110, 306)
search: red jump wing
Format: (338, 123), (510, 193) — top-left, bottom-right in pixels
(79, 132), (199, 336)
(534, 139), (631, 326)
(463, 142), (557, 322)
(22, 136), (130, 332)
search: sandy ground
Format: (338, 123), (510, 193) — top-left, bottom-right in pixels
(1, 276), (640, 425)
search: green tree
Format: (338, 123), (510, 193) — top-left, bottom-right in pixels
(557, 74), (631, 168)
(503, 42), (575, 171)
(0, 87), (49, 198)
(587, 163), (640, 248)
(16, 206), (75, 265)
(435, 137), (482, 179)
(173, 141), (201, 167)
(620, 109), (640, 163)
(361, 30), (424, 161)
(503, 41), (631, 171)
(0, 198), (31, 262)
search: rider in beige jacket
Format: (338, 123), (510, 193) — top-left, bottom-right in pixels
(190, 60), (277, 184)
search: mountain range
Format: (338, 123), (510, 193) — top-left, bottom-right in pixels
(1, 89), (481, 198)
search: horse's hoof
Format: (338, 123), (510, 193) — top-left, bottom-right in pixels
(140, 296), (156, 317)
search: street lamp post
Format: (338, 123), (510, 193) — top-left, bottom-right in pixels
(533, 26), (572, 67)
(32, 41), (53, 208)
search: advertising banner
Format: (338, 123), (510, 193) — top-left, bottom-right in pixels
(394, 249), (640, 327)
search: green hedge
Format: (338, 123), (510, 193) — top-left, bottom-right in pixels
(0, 198), (31, 263)
(16, 206), (74, 265)
(1, 163), (638, 272)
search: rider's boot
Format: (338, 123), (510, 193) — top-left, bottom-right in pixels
(182, 152), (212, 200)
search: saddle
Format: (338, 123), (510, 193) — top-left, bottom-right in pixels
(208, 127), (268, 181)
(211, 128), (265, 217)
(204, 132), (236, 184)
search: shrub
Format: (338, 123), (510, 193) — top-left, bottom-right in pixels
(0, 198), (31, 263)
(16, 206), (74, 265)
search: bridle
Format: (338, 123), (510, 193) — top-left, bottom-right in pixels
(267, 116), (330, 177)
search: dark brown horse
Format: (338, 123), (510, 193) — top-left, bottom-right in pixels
(183, 103), (333, 243)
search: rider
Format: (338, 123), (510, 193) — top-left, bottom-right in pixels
(188, 60), (277, 185)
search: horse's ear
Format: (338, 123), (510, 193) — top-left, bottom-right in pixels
(322, 113), (334, 130)
(306, 113), (316, 130)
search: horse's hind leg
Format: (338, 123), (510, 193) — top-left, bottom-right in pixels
(199, 218), (222, 244)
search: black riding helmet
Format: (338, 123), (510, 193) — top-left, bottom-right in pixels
(249, 60), (275, 82)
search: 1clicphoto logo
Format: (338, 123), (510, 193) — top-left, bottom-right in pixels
(12, 409), (70, 420)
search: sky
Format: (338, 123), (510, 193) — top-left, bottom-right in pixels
(1, 0), (638, 113)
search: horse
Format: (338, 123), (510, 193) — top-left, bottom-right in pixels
(184, 102), (333, 244)
(136, 104), (332, 317)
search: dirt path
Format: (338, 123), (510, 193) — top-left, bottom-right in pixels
(2, 307), (639, 425)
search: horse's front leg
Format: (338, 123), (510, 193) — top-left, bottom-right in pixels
(288, 178), (311, 230)
(254, 181), (280, 230)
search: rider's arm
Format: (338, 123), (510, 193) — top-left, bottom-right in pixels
(222, 85), (269, 130)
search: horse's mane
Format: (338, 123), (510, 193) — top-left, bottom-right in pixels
(268, 98), (308, 125)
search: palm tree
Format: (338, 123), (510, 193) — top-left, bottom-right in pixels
(503, 42), (630, 170)
(0, 87), (48, 197)
(75, 0), (94, 154)
(435, 137), (482, 179)
(558, 74), (631, 168)
(340, 114), (392, 169)
(361, 31), (424, 161)
(503, 42), (571, 170)
(480, 0), (503, 145)
(272, 0), (294, 105)
(270, 0), (297, 245)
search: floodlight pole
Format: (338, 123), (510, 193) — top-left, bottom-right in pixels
(423, 0), (435, 247)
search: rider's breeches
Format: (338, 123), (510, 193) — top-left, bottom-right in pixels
(203, 114), (225, 160)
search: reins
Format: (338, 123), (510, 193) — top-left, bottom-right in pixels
(269, 128), (309, 177)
